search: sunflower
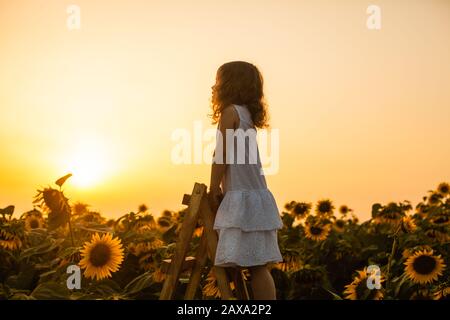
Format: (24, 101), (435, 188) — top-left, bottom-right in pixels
(339, 205), (350, 215)
(202, 269), (234, 298)
(34, 187), (71, 230)
(292, 202), (312, 219)
(375, 204), (403, 225)
(343, 268), (384, 300)
(203, 270), (221, 298)
(24, 214), (45, 231)
(138, 204), (148, 213)
(276, 253), (302, 272)
(157, 216), (172, 228)
(350, 214), (359, 224)
(425, 229), (450, 243)
(416, 203), (429, 218)
(437, 182), (450, 196)
(130, 239), (164, 270)
(131, 238), (164, 256)
(400, 216), (417, 233)
(333, 219), (346, 233)
(431, 214), (450, 227)
(134, 217), (157, 233)
(138, 252), (156, 270)
(0, 229), (22, 250)
(292, 264), (326, 287)
(404, 249), (446, 284)
(315, 199), (334, 217)
(162, 210), (173, 218)
(304, 222), (331, 241)
(25, 215), (44, 230)
(84, 211), (105, 224)
(79, 233), (124, 281)
(427, 192), (441, 205)
(72, 202), (90, 216)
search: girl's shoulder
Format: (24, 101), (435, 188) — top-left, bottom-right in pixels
(219, 104), (239, 129)
(222, 104), (236, 112)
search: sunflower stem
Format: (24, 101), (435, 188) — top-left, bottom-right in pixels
(386, 235), (398, 291)
(68, 218), (75, 247)
(60, 185), (75, 247)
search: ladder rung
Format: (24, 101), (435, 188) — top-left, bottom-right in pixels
(161, 256), (196, 274)
(161, 182), (248, 300)
(182, 194), (191, 205)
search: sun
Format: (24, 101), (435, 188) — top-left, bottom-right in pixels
(61, 137), (112, 188)
(70, 155), (104, 187)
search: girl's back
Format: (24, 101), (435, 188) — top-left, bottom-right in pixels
(220, 104), (267, 192)
(214, 104), (283, 235)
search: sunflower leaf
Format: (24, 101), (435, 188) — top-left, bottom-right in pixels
(55, 173), (72, 187)
(323, 288), (343, 300)
(394, 273), (410, 297)
(19, 238), (64, 260)
(123, 271), (154, 295)
(31, 282), (71, 300)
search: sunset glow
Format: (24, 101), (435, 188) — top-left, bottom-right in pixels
(1, 0), (449, 220)
(60, 138), (111, 188)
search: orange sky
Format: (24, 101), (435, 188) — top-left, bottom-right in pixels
(1, 0), (449, 221)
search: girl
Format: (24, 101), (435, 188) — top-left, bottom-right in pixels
(208, 61), (283, 300)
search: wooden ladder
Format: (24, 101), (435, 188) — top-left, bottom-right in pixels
(159, 182), (250, 300)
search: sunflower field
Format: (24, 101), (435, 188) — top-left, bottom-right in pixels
(0, 175), (449, 300)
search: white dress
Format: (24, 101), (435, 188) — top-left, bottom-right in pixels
(213, 104), (283, 267)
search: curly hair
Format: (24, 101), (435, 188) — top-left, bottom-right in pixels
(210, 61), (269, 128)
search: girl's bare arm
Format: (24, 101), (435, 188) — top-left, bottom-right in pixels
(209, 106), (238, 209)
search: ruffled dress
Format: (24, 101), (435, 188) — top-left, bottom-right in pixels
(213, 104), (283, 267)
